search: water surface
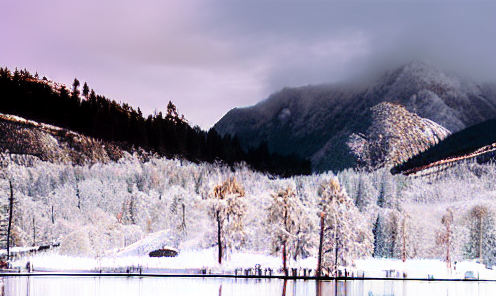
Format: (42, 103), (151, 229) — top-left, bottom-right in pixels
(1, 276), (494, 296)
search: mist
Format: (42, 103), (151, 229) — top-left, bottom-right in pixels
(1, 0), (494, 128)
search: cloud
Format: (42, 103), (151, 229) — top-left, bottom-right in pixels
(1, 1), (495, 129)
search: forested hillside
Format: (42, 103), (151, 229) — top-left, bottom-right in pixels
(0, 67), (310, 177)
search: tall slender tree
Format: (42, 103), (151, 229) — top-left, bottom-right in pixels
(268, 187), (312, 276)
(207, 177), (246, 264)
(317, 178), (372, 276)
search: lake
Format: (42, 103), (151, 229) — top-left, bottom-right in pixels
(1, 276), (495, 296)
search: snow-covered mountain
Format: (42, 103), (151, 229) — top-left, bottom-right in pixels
(346, 102), (451, 170)
(214, 61), (496, 172)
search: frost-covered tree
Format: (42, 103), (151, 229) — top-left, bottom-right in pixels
(338, 169), (377, 214)
(317, 178), (372, 276)
(371, 170), (411, 259)
(207, 177), (246, 264)
(377, 171), (397, 209)
(465, 204), (496, 264)
(436, 208), (454, 268)
(267, 187), (313, 275)
(373, 210), (400, 258)
(355, 174), (376, 212)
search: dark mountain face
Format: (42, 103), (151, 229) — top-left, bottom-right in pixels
(392, 118), (496, 176)
(214, 61), (496, 173)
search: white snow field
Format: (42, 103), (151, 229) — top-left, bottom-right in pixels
(11, 239), (496, 281)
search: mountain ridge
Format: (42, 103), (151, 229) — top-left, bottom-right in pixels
(214, 61), (496, 172)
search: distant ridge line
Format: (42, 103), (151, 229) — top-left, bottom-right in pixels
(393, 143), (496, 176)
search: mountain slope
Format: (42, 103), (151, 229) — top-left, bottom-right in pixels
(347, 102), (450, 170)
(214, 61), (496, 172)
(0, 113), (124, 165)
(391, 118), (496, 175)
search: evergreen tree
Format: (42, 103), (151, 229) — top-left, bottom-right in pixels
(82, 82), (89, 99)
(72, 78), (80, 98)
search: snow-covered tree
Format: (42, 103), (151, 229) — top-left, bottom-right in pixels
(464, 204), (496, 265)
(267, 186), (313, 275)
(317, 178), (372, 276)
(436, 208), (454, 268)
(206, 177), (246, 264)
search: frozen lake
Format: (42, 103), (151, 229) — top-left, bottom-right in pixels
(1, 276), (496, 296)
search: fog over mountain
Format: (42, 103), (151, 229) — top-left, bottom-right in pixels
(215, 61), (496, 172)
(1, 1), (495, 129)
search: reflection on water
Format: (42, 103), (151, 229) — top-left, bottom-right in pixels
(1, 276), (495, 296)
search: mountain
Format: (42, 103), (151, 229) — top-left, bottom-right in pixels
(214, 61), (496, 172)
(391, 118), (496, 176)
(347, 102), (450, 170)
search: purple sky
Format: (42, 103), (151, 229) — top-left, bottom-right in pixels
(1, 1), (495, 129)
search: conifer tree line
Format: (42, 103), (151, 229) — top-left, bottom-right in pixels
(0, 67), (310, 177)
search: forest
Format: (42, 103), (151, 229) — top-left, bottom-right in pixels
(1, 151), (495, 272)
(0, 67), (310, 177)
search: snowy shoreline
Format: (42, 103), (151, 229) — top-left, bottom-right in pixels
(6, 248), (496, 281)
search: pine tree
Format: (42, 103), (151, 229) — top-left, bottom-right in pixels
(72, 78), (80, 98)
(82, 82), (89, 99)
(166, 101), (180, 121)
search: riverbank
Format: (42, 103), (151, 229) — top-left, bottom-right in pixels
(5, 248), (495, 281)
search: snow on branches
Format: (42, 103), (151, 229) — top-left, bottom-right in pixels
(267, 187), (313, 275)
(317, 178), (373, 276)
(207, 177), (246, 264)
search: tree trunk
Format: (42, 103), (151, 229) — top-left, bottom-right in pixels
(479, 216), (483, 262)
(334, 237), (338, 277)
(7, 180), (14, 258)
(33, 217), (36, 247)
(282, 242), (287, 276)
(282, 205), (288, 276)
(402, 218), (406, 263)
(447, 222), (451, 268)
(217, 213), (222, 264)
(317, 213), (324, 277)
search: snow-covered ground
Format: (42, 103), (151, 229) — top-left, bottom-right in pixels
(10, 246), (496, 281)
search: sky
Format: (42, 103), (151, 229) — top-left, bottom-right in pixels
(1, 1), (495, 129)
